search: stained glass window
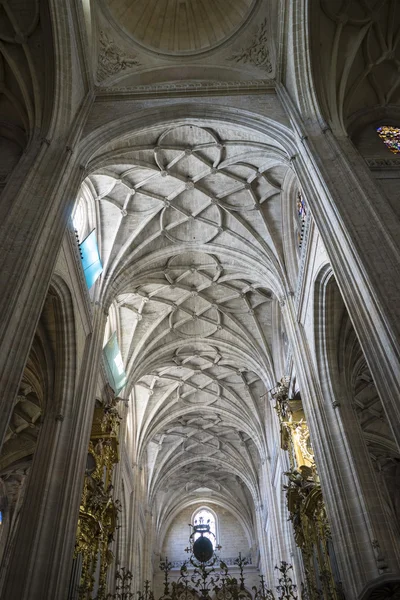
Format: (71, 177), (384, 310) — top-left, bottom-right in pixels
(297, 191), (307, 249)
(297, 192), (306, 222)
(377, 126), (400, 154)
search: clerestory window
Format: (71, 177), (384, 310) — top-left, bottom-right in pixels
(72, 196), (88, 241)
(192, 507), (218, 548)
(296, 191), (307, 250)
(377, 126), (400, 154)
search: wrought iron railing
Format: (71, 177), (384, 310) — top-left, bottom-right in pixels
(168, 556), (252, 569)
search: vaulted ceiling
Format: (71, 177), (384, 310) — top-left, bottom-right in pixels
(80, 120), (299, 544)
(0, 0), (54, 188)
(311, 0), (400, 133)
(105, 0), (257, 55)
(92, 0), (274, 87)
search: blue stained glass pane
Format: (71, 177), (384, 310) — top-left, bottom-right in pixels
(79, 230), (103, 289)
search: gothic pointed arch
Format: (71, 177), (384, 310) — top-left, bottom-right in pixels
(313, 265), (400, 586)
(0, 274), (76, 579)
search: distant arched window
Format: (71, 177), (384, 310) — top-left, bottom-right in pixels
(192, 507), (218, 548)
(296, 191), (307, 250)
(72, 195), (88, 241)
(377, 126), (400, 154)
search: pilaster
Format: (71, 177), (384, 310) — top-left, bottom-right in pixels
(0, 306), (107, 600)
(0, 142), (86, 447)
(281, 296), (400, 599)
(279, 87), (400, 450)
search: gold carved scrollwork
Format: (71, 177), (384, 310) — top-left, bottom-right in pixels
(272, 380), (341, 600)
(74, 398), (122, 599)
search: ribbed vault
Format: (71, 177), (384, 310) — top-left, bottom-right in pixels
(311, 0), (400, 133)
(80, 120), (298, 550)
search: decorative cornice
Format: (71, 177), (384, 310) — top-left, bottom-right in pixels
(95, 78), (275, 99)
(365, 157), (400, 169)
(228, 18), (272, 72)
(97, 30), (141, 82)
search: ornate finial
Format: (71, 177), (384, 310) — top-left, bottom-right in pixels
(160, 556), (172, 596)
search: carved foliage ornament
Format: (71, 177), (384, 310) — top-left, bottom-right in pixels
(229, 19), (272, 72)
(97, 30), (141, 82)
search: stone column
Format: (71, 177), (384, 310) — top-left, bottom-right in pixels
(252, 486), (270, 580)
(281, 297), (400, 599)
(0, 140), (85, 447)
(143, 508), (156, 585)
(260, 451), (289, 582)
(0, 307), (107, 600)
(261, 439), (303, 587)
(278, 87), (400, 450)
(129, 464), (145, 594)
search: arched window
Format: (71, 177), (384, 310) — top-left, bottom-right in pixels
(377, 126), (400, 154)
(72, 195), (88, 241)
(192, 507), (218, 548)
(296, 190), (307, 250)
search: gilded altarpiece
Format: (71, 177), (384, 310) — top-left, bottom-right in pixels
(74, 397), (122, 599)
(272, 381), (343, 600)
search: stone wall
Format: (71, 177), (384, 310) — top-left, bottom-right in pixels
(161, 503), (250, 563)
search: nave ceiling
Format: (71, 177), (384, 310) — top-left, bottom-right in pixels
(1, 0), (400, 592)
(78, 120), (299, 544)
(67, 0), (400, 558)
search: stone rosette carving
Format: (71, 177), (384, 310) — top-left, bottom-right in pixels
(229, 18), (272, 72)
(97, 30), (141, 82)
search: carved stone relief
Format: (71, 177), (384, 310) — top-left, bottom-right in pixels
(97, 30), (141, 83)
(229, 19), (272, 72)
